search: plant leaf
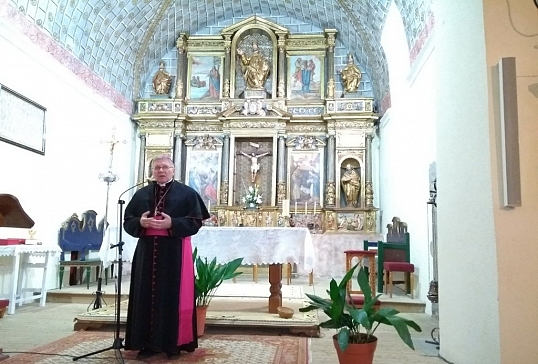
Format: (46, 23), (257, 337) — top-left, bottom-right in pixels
(383, 315), (421, 350)
(337, 328), (350, 351)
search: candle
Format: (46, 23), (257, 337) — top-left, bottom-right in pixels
(282, 199), (290, 217)
(305, 202), (308, 215)
(314, 201), (317, 215)
(208, 200), (211, 212)
(294, 201), (297, 215)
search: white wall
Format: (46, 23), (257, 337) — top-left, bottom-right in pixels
(378, 3), (437, 312)
(435, 1), (501, 363)
(0, 18), (139, 294)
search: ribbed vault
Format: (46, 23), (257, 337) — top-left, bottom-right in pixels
(9, 0), (433, 107)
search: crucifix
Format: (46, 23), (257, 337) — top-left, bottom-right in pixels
(238, 147), (271, 183)
(93, 127), (126, 310)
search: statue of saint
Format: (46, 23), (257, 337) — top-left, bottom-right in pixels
(152, 60), (172, 95)
(237, 41), (270, 90)
(240, 150), (270, 182)
(341, 164), (361, 207)
(338, 54), (362, 93)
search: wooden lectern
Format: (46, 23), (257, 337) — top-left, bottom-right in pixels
(0, 194), (34, 361)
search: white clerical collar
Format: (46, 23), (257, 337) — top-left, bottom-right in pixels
(157, 179), (174, 187)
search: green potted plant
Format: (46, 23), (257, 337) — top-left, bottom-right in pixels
(299, 264), (422, 364)
(193, 247), (243, 336)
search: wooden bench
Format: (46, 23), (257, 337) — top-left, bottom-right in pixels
(58, 210), (106, 289)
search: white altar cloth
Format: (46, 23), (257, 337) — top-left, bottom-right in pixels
(191, 227), (315, 272)
(0, 245), (62, 314)
(296, 232), (383, 278)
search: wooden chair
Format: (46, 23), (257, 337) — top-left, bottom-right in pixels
(363, 217), (413, 295)
(58, 211), (106, 289)
(378, 217), (413, 297)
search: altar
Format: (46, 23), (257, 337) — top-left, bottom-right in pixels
(191, 226), (314, 313)
(297, 232), (383, 278)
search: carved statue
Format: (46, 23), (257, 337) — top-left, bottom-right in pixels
(340, 164), (361, 207)
(338, 54), (361, 93)
(152, 60), (172, 95)
(240, 150), (270, 182)
(237, 41), (270, 90)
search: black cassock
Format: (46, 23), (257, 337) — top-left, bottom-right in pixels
(123, 180), (209, 354)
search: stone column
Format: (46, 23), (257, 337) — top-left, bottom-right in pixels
(365, 133), (374, 207)
(137, 134), (147, 182)
(325, 134), (336, 206)
(223, 35), (232, 98)
(220, 134), (230, 205)
(276, 135), (287, 204)
(173, 134), (184, 182)
(277, 33), (287, 98)
(325, 29), (337, 99)
(174, 33), (187, 99)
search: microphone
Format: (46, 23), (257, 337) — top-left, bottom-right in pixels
(118, 178), (152, 202)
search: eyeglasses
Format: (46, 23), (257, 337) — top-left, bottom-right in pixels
(153, 166), (173, 171)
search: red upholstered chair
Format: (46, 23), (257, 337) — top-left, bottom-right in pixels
(377, 233), (414, 298)
(383, 261), (415, 298)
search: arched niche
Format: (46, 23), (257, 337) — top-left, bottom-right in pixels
(339, 157), (362, 208)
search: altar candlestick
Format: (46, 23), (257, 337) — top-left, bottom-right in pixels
(314, 202), (316, 215)
(305, 202), (308, 215)
(294, 201), (297, 215)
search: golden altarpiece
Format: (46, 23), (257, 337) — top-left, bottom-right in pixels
(132, 16), (378, 234)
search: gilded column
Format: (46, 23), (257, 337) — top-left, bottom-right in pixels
(277, 33), (287, 98)
(137, 133), (146, 183)
(220, 134), (230, 205)
(222, 35), (231, 98)
(173, 134), (184, 182)
(174, 33), (187, 99)
(276, 135), (287, 204)
(325, 134), (336, 206)
(365, 133), (374, 207)
(325, 29), (337, 99)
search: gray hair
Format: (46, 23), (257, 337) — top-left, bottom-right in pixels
(151, 155), (174, 167)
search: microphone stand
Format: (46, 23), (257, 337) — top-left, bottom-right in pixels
(73, 180), (147, 362)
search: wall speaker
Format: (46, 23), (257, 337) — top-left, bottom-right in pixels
(498, 57), (521, 208)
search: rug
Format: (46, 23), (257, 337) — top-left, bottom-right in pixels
(2, 330), (310, 364)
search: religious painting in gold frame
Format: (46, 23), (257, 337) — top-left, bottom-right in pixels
(287, 150), (324, 210)
(287, 51), (325, 100)
(186, 53), (224, 101)
(185, 149), (221, 207)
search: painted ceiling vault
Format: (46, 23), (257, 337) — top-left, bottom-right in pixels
(6, 0), (433, 112)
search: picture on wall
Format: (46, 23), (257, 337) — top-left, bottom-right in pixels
(185, 150), (220, 206)
(187, 55), (223, 100)
(287, 53), (324, 100)
(288, 151), (323, 207)
(0, 84), (46, 155)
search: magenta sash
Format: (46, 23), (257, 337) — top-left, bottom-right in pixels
(142, 228), (169, 236)
(177, 236), (195, 345)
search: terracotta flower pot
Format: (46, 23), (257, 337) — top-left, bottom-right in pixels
(332, 334), (377, 364)
(196, 306), (208, 337)
(0, 299), (9, 318)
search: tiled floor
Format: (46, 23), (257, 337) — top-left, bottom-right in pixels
(0, 273), (444, 363)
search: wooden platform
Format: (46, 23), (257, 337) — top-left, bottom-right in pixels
(46, 273), (426, 339)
